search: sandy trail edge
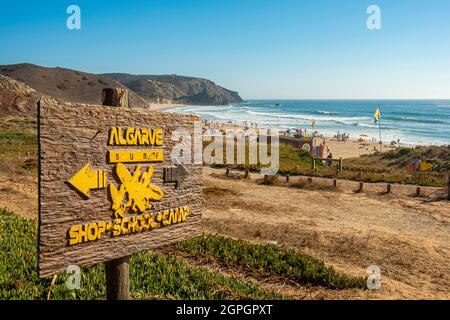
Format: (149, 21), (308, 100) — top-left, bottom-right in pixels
(1, 167), (448, 299)
(202, 167), (450, 299)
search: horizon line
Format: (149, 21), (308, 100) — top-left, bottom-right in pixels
(243, 98), (450, 101)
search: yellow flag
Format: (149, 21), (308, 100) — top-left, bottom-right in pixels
(374, 106), (381, 123)
(419, 162), (433, 172)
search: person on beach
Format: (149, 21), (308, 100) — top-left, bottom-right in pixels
(413, 156), (422, 171)
(326, 153), (333, 166)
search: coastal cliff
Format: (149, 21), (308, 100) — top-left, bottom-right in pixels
(102, 73), (243, 106)
(0, 63), (243, 116)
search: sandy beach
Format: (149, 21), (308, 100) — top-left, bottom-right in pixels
(155, 104), (396, 159)
(314, 136), (396, 159)
(150, 103), (188, 112)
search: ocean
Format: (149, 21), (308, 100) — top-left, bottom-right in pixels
(167, 100), (450, 146)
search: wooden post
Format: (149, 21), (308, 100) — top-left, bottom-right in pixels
(105, 256), (130, 300)
(339, 158), (343, 172)
(226, 168), (230, 176)
(386, 184), (391, 194)
(357, 182), (364, 193)
(333, 179), (337, 187)
(102, 88), (129, 108)
(416, 187), (421, 197)
(286, 174), (290, 183)
(447, 174), (450, 201)
(102, 90), (130, 300)
(244, 169), (249, 178)
(312, 158), (316, 170)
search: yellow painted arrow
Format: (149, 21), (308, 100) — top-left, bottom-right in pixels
(67, 163), (107, 198)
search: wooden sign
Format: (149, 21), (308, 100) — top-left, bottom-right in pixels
(38, 99), (202, 277)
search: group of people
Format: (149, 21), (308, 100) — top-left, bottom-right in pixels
(335, 131), (349, 142)
(203, 119), (223, 129)
(390, 138), (401, 146)
(285, 127), (306, 137)
(202, 119), (264, 133)
(285, 127), (319, 139)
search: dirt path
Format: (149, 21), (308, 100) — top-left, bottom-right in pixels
(1, 166), (448, 299)
(0, 174), (37, 219)
(202, 167), (450, 299)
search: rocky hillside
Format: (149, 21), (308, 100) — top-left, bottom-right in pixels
(0, 64), (149, 109)
(0, 74), (52, 116)
(0, 64), (244, 116)
(102, 73), (243, 105)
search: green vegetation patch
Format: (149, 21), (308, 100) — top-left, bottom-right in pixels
(130, 253), (281, 300)
(347, 145), (450, 172)
(56, 82), (69, 91)
(0, 118), (36, 148)
(0, 118), (38, 174)
(97, 79), (108, 86)
(209, 141), (448, 187)
(0, 210), (282, 300)
(177, 234), (366, 290)
(0, 132), (37, 146)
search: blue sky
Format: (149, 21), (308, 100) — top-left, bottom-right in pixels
(0, 0), (449, 99)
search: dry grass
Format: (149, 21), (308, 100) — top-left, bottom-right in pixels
(203, 187), (240, 197)
(288, 178), (339, 192)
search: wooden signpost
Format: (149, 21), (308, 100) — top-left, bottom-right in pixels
(37, 91), (202, 299)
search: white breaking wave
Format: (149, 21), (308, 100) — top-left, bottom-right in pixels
(168, 102), (450, 146)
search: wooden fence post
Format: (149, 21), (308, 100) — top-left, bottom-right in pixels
(416, 187), (421, 197)
(102, 89), (130, 300)
(357, 182), (364, 193)
(447, 174), (450, 201)
(102, 88), (129, 108)
(386, 184), (391, 194)
(105, 256), (130, 300)
(286, 174), (290, 183)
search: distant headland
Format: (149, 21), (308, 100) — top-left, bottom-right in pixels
(0, 63), (243, 116)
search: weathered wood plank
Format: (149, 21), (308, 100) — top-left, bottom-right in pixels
(38, 99), (202, 277)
